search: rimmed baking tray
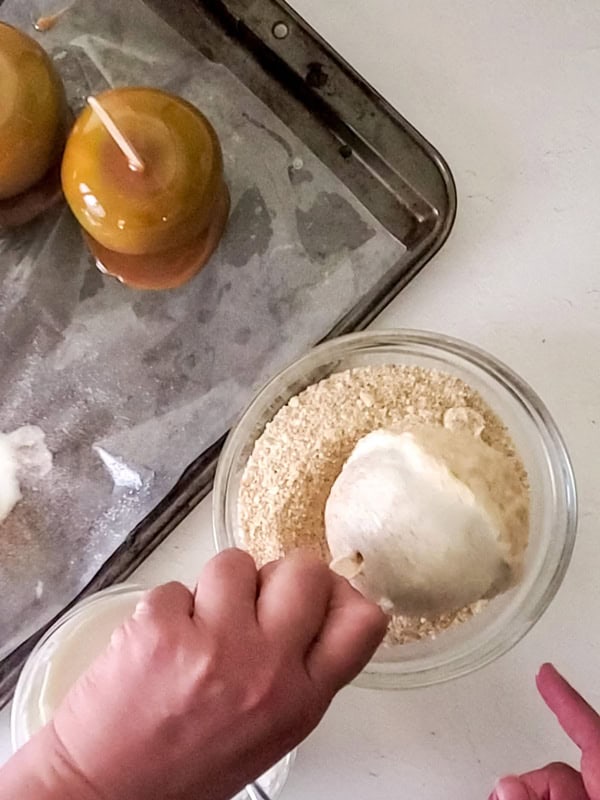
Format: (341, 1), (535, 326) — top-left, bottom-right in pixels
(0, 0), (455, 705)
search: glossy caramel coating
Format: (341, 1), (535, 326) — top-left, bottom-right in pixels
(61, 88), (225, 256)
(88, 181), (230, 290)
(0, 22), (68, 200)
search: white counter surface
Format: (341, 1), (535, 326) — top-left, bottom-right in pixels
(2, 1), (600, 797)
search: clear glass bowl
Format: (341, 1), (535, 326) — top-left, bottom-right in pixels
(11, 584), (295, 800)
(213, 330), (577, 689)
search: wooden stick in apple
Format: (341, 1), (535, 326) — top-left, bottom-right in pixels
(86, 96), (146, 173)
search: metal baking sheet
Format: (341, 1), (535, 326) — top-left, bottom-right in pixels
(0, 0), (455, 703)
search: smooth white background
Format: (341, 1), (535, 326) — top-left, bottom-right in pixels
(2, 2), (600, 797)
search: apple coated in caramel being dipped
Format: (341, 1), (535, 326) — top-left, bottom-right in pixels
(61, 88), (230, 290)
(0, 22), (69, 227)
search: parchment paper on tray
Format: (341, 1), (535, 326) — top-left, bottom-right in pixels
(0, 0), (406, 658)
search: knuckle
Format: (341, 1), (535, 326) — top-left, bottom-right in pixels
(288, 555), (331, 589)
(259, 559), (280, 579)
(160, 579), (188, 595)
(191, 641), (220, 681)
(302, 553), (330, 576)
(161, 645), (225, 717)
(108, 622), (128, 652)
(200, 549), (258, 590)
(236, 652), (305, 718)
(133, 593), (162, 622)
(143, 581), (182, 606)
(213, 548), (256, 571)
(187, 649), (226, 699)
(239, 664), (281, 714)
(133, 606), (181, 658)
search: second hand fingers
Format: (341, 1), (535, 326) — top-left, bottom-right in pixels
(537, 663), (600, 755)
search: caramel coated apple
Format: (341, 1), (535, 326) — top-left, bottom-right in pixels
(0, 22), (68, 201)
(61, 88), (226, 257)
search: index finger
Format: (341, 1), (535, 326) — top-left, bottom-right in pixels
(537, 663), (600, 754)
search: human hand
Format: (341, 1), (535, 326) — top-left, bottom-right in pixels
(22, 549), (387, 800)
(492, 663), (600, 800)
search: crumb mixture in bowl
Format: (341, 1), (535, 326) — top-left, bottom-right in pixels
(238, 364), (529, 645)
(214, 331), (576, 688)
